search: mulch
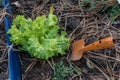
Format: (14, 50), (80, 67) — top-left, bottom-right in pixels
(0, 0), (120, 80)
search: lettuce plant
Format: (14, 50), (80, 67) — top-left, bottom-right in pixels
(8, 8), (70, 59)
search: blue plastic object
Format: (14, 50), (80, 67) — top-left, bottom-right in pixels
(2, 0), (22, 80)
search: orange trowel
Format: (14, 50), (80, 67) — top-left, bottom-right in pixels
(70, 36), (115, 61)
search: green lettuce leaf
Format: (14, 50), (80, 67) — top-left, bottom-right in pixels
(7, 9), (70, 59)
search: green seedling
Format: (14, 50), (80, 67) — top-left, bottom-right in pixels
(52, 61), (82, 80)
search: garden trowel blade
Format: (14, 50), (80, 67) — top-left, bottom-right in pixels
(70, 39), (85, 61)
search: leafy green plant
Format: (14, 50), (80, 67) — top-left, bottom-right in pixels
(109, 5), (120, 22)
(52, 61), (82, 80)
(8, 8), (70, 59)
(79, 0), (97, 11)
(80, 0), (120, 22)
(0, 0), (2, 4)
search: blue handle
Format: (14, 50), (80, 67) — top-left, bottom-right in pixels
(2, 0), (22, 80)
